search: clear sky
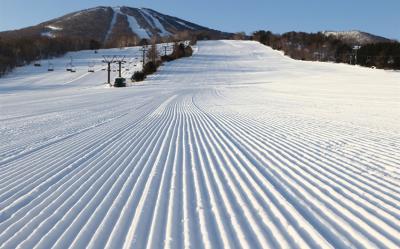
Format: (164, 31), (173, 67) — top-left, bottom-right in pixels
(0, 0), (399, 40)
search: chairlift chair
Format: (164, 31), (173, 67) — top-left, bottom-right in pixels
(66, 63), (72, 72)
(48, 63), (54, 72)
(67, 57), (74, 72)
(88, 62), (95, 72)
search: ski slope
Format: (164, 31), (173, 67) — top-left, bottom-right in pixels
(0, 40), (399, 249)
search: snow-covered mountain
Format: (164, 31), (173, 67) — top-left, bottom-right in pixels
(323, 30), (392, 45)
(0, 6), (229, 46)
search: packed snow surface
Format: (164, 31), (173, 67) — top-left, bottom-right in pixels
(0, 41), (399, 249)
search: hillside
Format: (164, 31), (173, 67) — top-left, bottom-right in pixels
(253, 30), (400, 69)
(0, 41), (399, 249)
(0, 6), (232, 77)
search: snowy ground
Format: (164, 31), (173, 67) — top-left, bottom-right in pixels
(0, 40), (399, 249)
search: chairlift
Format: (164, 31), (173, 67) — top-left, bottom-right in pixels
(48, 62), (54, 72)
(34, 61), (42, 67)
(88, 61), (95, 72)
(70, 66), (76, 73)
(66, 63), (72, 72)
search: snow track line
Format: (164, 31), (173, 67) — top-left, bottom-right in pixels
(209, 111), (400, 214)
(0, 40), (399, 248)
(198, 96), (400, 196)
(221, 113), (400, 207)
(0, 112), (129, 165)
(0, 101), (160, 207)
(192, 93), (398, 248)
(189, 96), (329, 249)
(0, 98), (170, 247)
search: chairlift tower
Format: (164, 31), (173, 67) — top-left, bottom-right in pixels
(34, 46), (43, 67)
(66, 57), (74, 72)
(102, 55), (115, 85)
(353, 45), (361, 65)
(162, 43), (172, 57)
(139, 45), (148, 67)
(114, 56), (127, 78)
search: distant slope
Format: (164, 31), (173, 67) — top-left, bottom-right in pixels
(0, 6), (231, 47)
(323, 30), (393, 45)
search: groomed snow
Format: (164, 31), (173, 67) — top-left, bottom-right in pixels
(0, 41), (399, 249)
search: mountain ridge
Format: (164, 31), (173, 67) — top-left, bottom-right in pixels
(322, 30), (393, 45)
(0, 6), (394, 47)
(0, 6), (231, 47)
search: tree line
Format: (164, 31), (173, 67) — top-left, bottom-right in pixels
(252, 30), (400, 70)
(0, 30), (211, 77)
(0, 35), (102, 76)
(132, 40), (194, 82)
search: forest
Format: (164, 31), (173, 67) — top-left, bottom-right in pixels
(252, 30), (400, 70)
(1, 30), (399, 77)
(0, 35), (101, 76)
(0, 30), (220, 77)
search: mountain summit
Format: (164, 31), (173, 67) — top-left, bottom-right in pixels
(0, 6), (229, 46)
(322, 30), (392, 45)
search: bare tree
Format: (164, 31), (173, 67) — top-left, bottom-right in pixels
(233, 32), (247, 40)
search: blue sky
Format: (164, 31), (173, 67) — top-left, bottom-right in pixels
(1, 0), (399, 39)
